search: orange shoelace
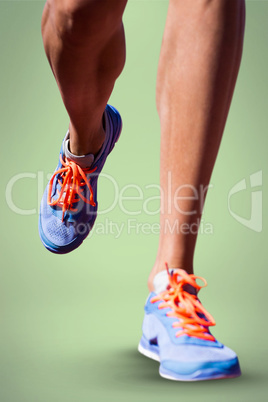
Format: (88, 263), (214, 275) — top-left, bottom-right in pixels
(47, 154), (97, 221)
(151, 264), (216, 341)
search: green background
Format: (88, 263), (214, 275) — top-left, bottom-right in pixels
(0, 0), (267, 401)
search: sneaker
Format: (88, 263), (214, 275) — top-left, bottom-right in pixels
(138, 266), (241, 381)
(39, 104), (122, 254)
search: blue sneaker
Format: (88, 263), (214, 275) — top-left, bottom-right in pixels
(39, 104), (122, 254)
(138, 267), (241, 381)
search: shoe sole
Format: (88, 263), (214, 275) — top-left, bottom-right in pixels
(138, 337), (241, 382)
(39, 105), (122, 254)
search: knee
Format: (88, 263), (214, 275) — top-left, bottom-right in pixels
(48, 0), (126, 45)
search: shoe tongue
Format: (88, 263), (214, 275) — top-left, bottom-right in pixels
(153, 269), (197, 295)
(64, 138), (94, 169)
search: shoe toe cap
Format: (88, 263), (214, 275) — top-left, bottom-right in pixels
(39, 190), (78, 248)
(43, 217), (76, 246)
(162, 343), (237, 363)
(160, 344), (240, 378)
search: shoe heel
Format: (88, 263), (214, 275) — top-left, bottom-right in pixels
(138, 335), (160, 362)
(106, 104), (122, 143)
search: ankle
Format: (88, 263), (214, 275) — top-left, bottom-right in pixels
(148, 258), (193, 292)
(69, 123), (106, 156)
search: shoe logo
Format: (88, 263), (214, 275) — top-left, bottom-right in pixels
(228, 170), (262, 232)
(149, 337), (158, 346)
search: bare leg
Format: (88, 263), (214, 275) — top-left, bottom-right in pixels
(41, 0), (127, 156)
(149, 0), (245, 290)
